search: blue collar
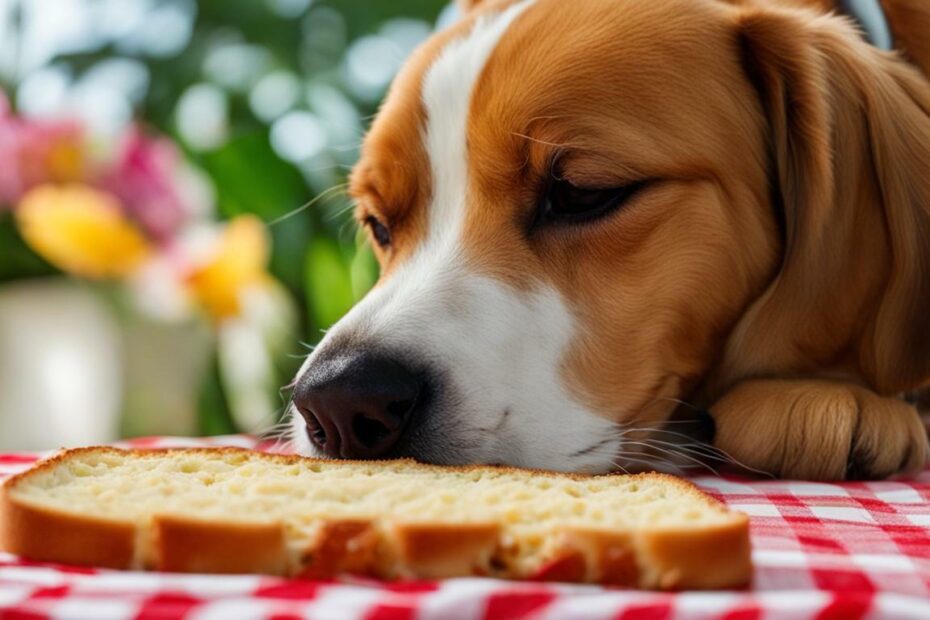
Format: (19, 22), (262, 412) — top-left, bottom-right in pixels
(841, 0), (893, 50)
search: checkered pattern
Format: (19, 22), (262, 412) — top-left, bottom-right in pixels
(1, 436), (929, 620)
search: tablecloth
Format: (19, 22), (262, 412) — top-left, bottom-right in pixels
(0, 435), (928, 620)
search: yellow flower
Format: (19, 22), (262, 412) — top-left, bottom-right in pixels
(187, 215), (271, 320)
(16, 184), (151, 279)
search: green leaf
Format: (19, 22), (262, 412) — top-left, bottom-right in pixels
(319, 0), (447, 39)
(0, 214), (58, 283)
(198, 351), (238, 436)
(304, 235), (355, 335)
(197, 131), (317, 334)
(269, 214), (314, 299)
(197, 131), (307, 222)
(350, 240), (379, 301)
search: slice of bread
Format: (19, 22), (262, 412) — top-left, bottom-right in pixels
(0, 447), (751, 589)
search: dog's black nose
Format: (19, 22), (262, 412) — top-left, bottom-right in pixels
(293, 353), (422, 459)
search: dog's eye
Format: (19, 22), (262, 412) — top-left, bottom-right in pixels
(364, 215), (391, 248)
(542, 179), (645, 224)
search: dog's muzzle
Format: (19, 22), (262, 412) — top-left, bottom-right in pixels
(292, 352), (428, 459)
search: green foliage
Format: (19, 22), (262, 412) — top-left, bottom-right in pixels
(199, 132), (307, 222)
(322, 0), (448, 38)
(175, 0), (444, 344)
(350, 240), (380, 301)
(11, 0), (450, 435)
(304, 235), (356, 333)
(198, 131), (314, 299)
(34, 0), (449, 344)
(0, 215), (56, 283)
(198, 351), (236, 436)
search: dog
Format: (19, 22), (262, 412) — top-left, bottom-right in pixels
(288, 0), (930, 481)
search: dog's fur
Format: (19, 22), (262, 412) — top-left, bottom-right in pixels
(290, 0), (930, 480)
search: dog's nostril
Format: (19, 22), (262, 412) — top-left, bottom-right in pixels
(307, 421), (327, 446)
(299, 407), (328, 447)
(352, 414), (391, 449)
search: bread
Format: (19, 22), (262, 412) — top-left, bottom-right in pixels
(0, 447), (751, 589)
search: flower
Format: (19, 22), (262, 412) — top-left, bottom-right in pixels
(98, 128), (190, 243)
(186, 215), (271, 320)
(0, 94), (85, 206)
(2, 95), (280, 325)
(16, 184), (151, 279)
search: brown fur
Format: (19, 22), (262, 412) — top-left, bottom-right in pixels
(352, 0), (930, 480)
(704, 1), (930, 479)
(463, 0), (779, 433)
(347, 23), (471, 274)
(881, 0), (930, 78)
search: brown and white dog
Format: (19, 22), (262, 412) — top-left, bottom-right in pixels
(289, 0), (930, 480)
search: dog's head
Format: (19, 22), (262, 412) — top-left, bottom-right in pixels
(288, 0), (930, 472)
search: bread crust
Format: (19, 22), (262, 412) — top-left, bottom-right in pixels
(638, 515), (753, 589)
(392, 522), (501, 578)
(153, 516), (287, 575)
(0, 492), (135, 569)
(0, 447), (752, 588)
(558, 528), (640, 586)
(297, 519), (384, 578)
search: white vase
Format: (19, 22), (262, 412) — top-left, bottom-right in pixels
(0, 278), (122, 451)
(118, 308), (212, 439)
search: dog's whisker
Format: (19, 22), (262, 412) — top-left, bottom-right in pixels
(640, 426), (712, 441)
(268, 183), (350, 227)
(510, 131), (577, 149)
(614, 452), (685, 476)
(642, 438), (732, 466)
(268, 430), (296, 454)
(630, 427), (775, 478)
(248, 404), (292, 433)
(614, 462), (632, 474)
(624, 426), (721, 459)
(256, 401), (300, 437)
(325, 197), (360, 223)
(615, 394), (707, 430)
(622, 439), (721, 476)
(680, 443), (776, 479)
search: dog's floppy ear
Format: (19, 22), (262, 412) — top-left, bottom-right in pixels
(718, 7), (930, 394)
(881, 0), (930, 78)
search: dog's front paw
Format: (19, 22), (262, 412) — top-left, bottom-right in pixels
(709, 380), (929, 480)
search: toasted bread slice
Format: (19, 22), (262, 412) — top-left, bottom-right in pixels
(0, 447), (751, 588)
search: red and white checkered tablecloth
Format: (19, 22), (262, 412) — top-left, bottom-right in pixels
(1, 436), (929, 620)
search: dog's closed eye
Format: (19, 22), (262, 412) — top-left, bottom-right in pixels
(364, 215), (391, 248)
(538, 178), (647, 226)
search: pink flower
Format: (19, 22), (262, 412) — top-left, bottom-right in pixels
(98, 127), (189, 243)
(0, 92), (85, 207)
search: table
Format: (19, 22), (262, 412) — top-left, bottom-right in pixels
(1, 436), (928, 619)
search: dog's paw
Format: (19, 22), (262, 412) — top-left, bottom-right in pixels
(709, 379), (929, 480)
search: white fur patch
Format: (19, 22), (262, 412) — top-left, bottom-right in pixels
(290, 0), (622, 472)
(421, 0), (534, 245)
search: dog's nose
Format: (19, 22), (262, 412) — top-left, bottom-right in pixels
(293, 353), (422, 459)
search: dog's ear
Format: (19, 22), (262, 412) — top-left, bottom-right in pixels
(717, 7), (930, 394)
(881, 0), (930, 79)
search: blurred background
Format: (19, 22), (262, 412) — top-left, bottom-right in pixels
(0, 0), (455, 450)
